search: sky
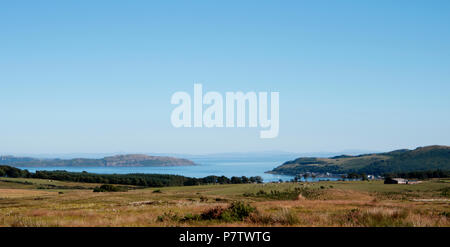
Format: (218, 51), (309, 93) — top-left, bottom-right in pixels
(1, 0), (450, 155)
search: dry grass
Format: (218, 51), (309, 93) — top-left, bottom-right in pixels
(0, 189), (56, 199)
(0, 178), (448, 227)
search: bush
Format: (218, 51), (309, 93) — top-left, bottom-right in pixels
(215, 198), (227, 202)
(182, 201), (256, 223)
(157, 211), (181, 222)
(201, 207), (227, 220)
(93, 184), (128, 192)
(440, 211), (450, 218)
(441, 187), (450, 197)
(181, 213), (202, 222)
(221, 201), (255, 222)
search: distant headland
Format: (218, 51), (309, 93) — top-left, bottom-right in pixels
(0, 154), (196, 167)
(269, 145), (450, 176)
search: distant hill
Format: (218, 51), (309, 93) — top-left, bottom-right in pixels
(269, 145), (450, 176)
(0, 154), (196, 167)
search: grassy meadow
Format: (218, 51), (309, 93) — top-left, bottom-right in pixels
(0, 177), (449, 227)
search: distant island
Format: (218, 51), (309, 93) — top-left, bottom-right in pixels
(269, 145), (450, 176)
(0, 154), (196, 167)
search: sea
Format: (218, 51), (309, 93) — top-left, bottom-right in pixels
(17, 158), (340, 183)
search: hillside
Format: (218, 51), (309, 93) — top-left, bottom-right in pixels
(0, 154), (196, 167)
(269, 145), (450, 176)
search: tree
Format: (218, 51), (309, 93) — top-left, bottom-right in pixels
(231, 176), (242, 184)
(361, 173), (367, 181)
(303, 173), (309, 182)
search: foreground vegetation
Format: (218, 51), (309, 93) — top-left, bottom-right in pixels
(0, 177), (448, 227)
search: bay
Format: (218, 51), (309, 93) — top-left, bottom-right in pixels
(18, 159), (340, 183)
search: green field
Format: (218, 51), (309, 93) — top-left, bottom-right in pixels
(0, 178), (448, 227)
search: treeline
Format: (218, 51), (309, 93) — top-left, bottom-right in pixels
(34, 170), (189, 187)
(0, 165), (31, 178)
(0, 165), (263, 187)
(384, 170), (450, 179)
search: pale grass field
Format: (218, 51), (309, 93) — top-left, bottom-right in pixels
(0, 178), (448, 227)
(0, 189), (56, 199)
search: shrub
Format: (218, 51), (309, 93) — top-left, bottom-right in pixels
(440, 211), (450, 218)
(184, 201), (256, 223)
(221, 201), (255, 222)
(157, 211), (181, 222)
(201, 207), (227, 220)
(181, 213), (202, 222)
(93, 184), (128, 192)
(441, 187), (450, 197)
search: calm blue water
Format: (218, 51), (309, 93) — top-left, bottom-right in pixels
(19, 160), (342, 182)
(18, 160), (340, 183)
(19, 161), (289, 183)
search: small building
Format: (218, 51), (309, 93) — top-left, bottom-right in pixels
(384, 178), (422, 184)
(406, 180), (422, 185)
(384, 178), (408, 184)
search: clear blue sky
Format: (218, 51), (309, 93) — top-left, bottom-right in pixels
(1, 0), (449, 154)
